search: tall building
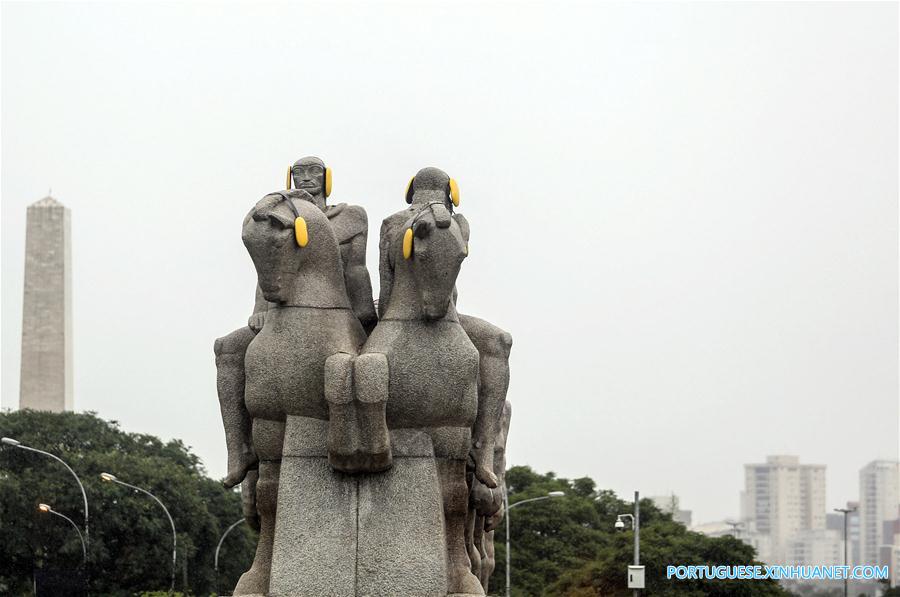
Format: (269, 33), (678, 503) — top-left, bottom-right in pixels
(741, 455), (826, 564)
(19, 196), (73, 412)
(649, 494), (692, 527)
(859, 460), (899, 567)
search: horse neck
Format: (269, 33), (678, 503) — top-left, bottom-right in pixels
(381, 262), (459, 322)
(280, 243), (351, 310)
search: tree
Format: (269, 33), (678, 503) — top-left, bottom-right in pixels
(0, 410), (256, 595)
(491, 466), (789, 597)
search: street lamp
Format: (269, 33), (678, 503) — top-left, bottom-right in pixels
(214, 518), (246, 595)
(834, 506), (856, 597)
(101, 472), (177, 593)
(614, 491), (641, 596)
(724, 520), (745, 538)
(2, 437), (89, 548)
(504, 490), (565, 597)
(37, 502), (87, 566)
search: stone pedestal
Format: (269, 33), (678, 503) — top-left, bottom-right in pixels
(270, 416), (447, 596)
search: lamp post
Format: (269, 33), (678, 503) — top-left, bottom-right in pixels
(615, 490), (641, 597)
(101, 472), (177, 594)
(504, 490), (565, 597)
(2, 437), (89, 549)
(38, 503), (87, 566)
(214, 518), (245, 594)
(834, 506), (856, 597)
(724, 520), (744, 538)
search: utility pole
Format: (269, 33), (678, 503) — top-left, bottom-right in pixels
(834, 506), (856, 597)
(634, 491), (640, 597)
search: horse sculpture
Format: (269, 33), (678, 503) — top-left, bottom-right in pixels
(221, 190), (367, 595)
(335, 200), (483, 595)
(379, 168), (512, 487)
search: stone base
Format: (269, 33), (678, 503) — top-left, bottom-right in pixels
(269, 416), (448, 596)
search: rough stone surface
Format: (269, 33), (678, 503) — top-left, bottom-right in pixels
(214, 325), (258, 488)
(363, 195), (484, 595)
(357, 453), (447, 596)
(215, 165), (515, 596)
(255, 156), (378, 333)
(469, 400), (512, 592)
(270, 455), (358, 596)
(20, 196), (72, 412)
(229, 194), (367, 595)
(378, 170), (512, 489)
(271, 416), (447, 596)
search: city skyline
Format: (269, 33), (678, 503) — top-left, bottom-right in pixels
(2, 2), (897, 526)
(688, 455), (900, 587)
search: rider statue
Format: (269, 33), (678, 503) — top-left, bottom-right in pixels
(215, 155), (377, 501)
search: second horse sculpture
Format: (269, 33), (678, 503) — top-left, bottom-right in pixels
(363, 200), (484, 595)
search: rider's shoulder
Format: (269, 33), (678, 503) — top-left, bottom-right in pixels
(327, 203), (368, 224)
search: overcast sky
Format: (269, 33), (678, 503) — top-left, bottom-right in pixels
(2, 1), (897, 524)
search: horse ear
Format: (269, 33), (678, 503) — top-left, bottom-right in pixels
(268, 211), (294, 230)
(454, 213), (470, 243)
(413, 218), (433, 239)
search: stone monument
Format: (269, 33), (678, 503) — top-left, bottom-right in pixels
(215, 161), (512, 596)
(20, 196), (73, 412)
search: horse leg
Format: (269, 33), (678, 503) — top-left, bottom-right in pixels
(214, 326), (259, 488)
(353, 353), (392, 473)
(324, 352), (361, 473)
(437, 458), (485, 595)
(234, 459), (280, 595)
(234, 419), (283, 595)
(465, 472), (482, 581)
(241, 469), (260, 532)
(481, 528), (496, 591)
(459, 315), (512, 488)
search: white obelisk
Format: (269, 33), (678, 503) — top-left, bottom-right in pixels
(19, 196), (73, 411)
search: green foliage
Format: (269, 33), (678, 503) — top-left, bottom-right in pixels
(490, 466), (789, 597)
(0, 410), (256, 595)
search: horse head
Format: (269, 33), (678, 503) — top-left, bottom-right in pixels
(242, 190), (348, 308)
(395, 201), (470, 321)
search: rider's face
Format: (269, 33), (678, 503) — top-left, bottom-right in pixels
(291, 164), (324, 196)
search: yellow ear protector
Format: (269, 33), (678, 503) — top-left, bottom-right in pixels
(448, 178), (460, 207)
(402, 228), (414, 260)
(405, 176), (415, 204)
(274, 192), (309, 247)
(324, 167), (332, 198)
(405, 175), (460, 208)
(286, 164), (332, 199)
(402, 201), (449, 260)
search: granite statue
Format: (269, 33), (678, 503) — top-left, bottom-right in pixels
(363, 197), (482, 594)
(214, 163), (513, 596)
(215, 156), (376, 499)
(221, 190), (367, 594)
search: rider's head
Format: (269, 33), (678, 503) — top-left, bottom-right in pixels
(405, 167), (459, 210)
(288, 156), (331, 201)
